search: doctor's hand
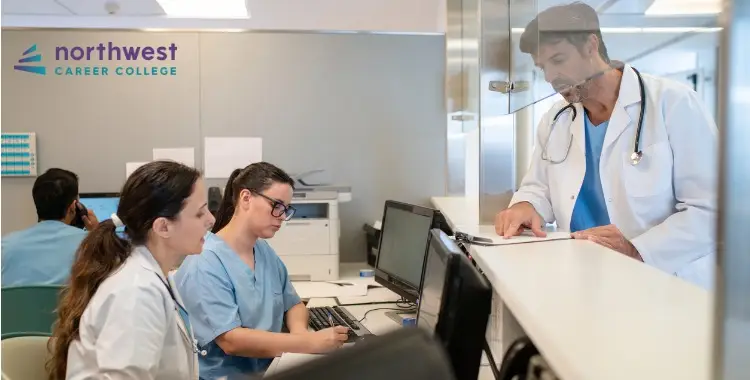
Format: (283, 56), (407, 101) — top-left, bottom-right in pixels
(307, 326), (349, 353)
(571, 224), (643, 261)
(494, 202), (547, 239)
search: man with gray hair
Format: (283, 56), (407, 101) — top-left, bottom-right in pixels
(494, 2), (718, 289)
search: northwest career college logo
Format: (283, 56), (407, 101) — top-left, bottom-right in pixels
(14, 44), (46, 75)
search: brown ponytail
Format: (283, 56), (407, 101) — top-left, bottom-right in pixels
(212, 168), (243, 233)
(47, 219), (131, 380)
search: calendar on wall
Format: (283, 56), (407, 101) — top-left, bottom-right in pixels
(2, 132), (38, 177)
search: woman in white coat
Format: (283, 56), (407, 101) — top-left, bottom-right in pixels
(47, 160), (215, 379)
(494, 3), (717, 289)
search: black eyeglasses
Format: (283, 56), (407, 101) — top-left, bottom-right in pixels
(252, 192), (296, 221)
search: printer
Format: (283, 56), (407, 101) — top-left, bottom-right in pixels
(264, 170), (351, 281)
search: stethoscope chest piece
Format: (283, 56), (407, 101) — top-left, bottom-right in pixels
(630, 151), (643, 165)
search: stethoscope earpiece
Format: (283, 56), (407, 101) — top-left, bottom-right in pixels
(630, 151), (643, 165)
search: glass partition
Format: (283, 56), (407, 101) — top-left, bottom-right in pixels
(714, 0), (750, 377)
(451, 0), (732, 375)
(445, 0), (722, 225)
(503, 0), (721, 114)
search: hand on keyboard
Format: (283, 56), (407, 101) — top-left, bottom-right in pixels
(308, 326), (350, 353)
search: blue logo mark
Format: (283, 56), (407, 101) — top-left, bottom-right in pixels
(14, 44), (46, 75)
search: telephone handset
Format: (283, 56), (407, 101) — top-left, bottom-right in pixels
(72, 201), (89, 229)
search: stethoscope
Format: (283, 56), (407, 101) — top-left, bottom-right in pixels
(156, 274), (207, 357)
(541, 66), (646, 166)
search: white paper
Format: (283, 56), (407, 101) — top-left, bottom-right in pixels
(125, 162), (149, 178)
(304, 298), (338, 308)
(338, 283), (368, 297)
(204, 137), (262, 178)
(483, 231), (571, 245)
(292, 282), (368, 299)
(292, 282), (345, 299)
(457, 225), (571, 246)
(153, 147), (195, 167)
(336, 287), (402, 305)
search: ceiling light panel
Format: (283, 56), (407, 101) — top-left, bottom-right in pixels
(155, 0), (249, 18)
(645, 0), (721, 15)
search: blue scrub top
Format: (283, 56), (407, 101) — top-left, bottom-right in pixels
(570, 113), (612, 232)
(1, 220), (86, 287)
(174, 233), (301, 379)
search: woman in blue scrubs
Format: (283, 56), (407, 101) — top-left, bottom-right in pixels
(175, 162), (348, 379)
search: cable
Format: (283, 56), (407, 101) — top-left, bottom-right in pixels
(358, 307), (416, 323)
(483, 338), (501, 380)
(395, 297), (417, 309)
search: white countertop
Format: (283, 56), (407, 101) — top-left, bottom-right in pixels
(431, 196), (713, 380)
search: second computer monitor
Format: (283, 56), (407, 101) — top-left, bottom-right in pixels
(417, 228), (492, 380)
(374, 200), (448, 302)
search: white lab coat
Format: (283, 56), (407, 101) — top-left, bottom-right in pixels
(511, 64), (718, 289)
(66, 246), (199, 379)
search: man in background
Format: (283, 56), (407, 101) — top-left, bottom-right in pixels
(2, 168), (99, 286)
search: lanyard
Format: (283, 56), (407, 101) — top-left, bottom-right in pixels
(154, 274), (203, 356)
(155, 273), (189, 314)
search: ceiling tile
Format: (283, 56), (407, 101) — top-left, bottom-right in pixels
(2, 0), (73, 15)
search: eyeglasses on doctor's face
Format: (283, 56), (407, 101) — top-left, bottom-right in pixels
(252, 191), (296, 221)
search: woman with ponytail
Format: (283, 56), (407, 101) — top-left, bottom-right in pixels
(175, 162), (348, 379)
(47, 160), (215, 380)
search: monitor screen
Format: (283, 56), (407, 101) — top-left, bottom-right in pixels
(79, 195), (119, 222)
(376, 203), (436, 289)
(416, 232), (448, 334)
(79, 193), (125, 236)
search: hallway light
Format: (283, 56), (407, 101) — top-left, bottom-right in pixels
(645, 0), (721, 15)
(510, 27), (722, 34)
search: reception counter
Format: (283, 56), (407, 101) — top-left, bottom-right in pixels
(431, 196), (712, 380)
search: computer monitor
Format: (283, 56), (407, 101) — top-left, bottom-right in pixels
(417, 228), (492, 380)
(79, 193), (119, 221)
(374, 200), (451, 302)
(79, 193), (124, 236)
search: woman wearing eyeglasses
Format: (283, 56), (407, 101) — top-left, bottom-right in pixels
(174, 162), (348, 380)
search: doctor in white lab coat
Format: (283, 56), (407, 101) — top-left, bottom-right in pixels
(47, 161), (215, 380)
(494, 3), (718, 289)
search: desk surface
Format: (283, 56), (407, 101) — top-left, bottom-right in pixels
(264, 299), (406, 377)
(432, 196), (712, 380)
(265, 297), (496, 379)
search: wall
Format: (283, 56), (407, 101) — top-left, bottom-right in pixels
(1, 30), (447, 262)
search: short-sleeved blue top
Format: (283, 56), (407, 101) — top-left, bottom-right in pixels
(174, 233), (301, 379)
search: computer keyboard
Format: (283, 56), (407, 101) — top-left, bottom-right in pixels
(308, 306), (373, 343)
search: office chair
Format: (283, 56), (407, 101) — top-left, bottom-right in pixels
(1, 333), (53, 380)
(1, 285), (61, 338)
(497, 336), (540, 380)
(208, 187), (222, 216)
